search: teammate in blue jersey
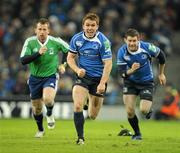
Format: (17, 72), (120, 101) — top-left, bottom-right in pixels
(117, 28), (166, 140)
(67, 13), (112, 145)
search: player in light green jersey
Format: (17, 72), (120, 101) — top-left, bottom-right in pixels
(20, 18), (69, 138)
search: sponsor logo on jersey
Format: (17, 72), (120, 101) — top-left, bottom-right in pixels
(124, 55), (130, 61)
(141, 54), (147, 59)
(49, 48), (54, 55)
(104, 40), (110, 50)
(93, 43), (99, 49)
(33, 48), (38, 53)
(80, 50), (99, 57)
(105, 50), (112, 56)
(148, 44), (157, 52)
(84, 50), (90, 54)
(76, 41), (83, 47)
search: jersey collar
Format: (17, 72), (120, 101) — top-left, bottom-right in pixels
(82, 31), (100, 42)
(37, 36), (49, 46)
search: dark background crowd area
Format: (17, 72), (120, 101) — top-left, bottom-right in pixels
(0, 0), (180, 101)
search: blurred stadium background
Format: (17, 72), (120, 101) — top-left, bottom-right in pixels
(0, 0), (180, 120)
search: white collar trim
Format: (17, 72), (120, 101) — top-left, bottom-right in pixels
(37, 36), (49, 46)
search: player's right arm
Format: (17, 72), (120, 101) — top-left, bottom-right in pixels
(118, 62), (140, 78)
(67, 34), (86, 77)
(67, 52), (86, 77)
(20, 39), (47, 65)
(117, 47), (140, 78)
(125, 63), (140, 76)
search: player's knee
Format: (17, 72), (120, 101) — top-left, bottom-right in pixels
(74, 105), (83, 112)
(140, 108), (148, 115)
(127, 107), (135, 115)
(43, 97), (53, 105)
(89, 114), (97, 120)
(88, 112), (98, 120)
(127, 110), (135, 118)
(33, 106), (42, 115)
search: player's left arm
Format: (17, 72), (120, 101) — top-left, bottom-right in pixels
(57, 37), (70, 74)
(58, 53), (68, 74)
(157, 50), (166, 85)
(97, 59), (112, 94)
(101, 59), (112, 84)
(97, 36), (112, 94)
(147, 42), (166, 85)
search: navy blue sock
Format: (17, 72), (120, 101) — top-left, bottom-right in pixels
(128, 115), (140, 135)
(74, 112), (84, 139)
(46, 105), (54, 116)
(33, 113), (44, 131)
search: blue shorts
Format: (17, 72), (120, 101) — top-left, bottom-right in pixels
(74, 75), (107, 97)
(28, 74), (59, 100)
(123, 79), (154, 101)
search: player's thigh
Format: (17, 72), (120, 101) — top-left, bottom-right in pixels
(123, 80), (138, 108)
(31, 99), (43, 114)
(123, 95), (137, 117)
(73, 85), (88, 111)
(43, 87), (56, 104)
(139, 99), (152, 113)
(88, 94), (104, 118)
(123, 94), (137, 108)
(42, 74), (58, 103)
(88, 94), (103, 111)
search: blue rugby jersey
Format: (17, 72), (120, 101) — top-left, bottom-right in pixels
(117, 41), (160, 83)
(69, 31), (112, 77)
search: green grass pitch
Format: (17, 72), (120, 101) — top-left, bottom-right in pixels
(0, 119), (180, 153)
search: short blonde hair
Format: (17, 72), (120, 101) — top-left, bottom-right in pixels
(82, 13), (99, 25)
